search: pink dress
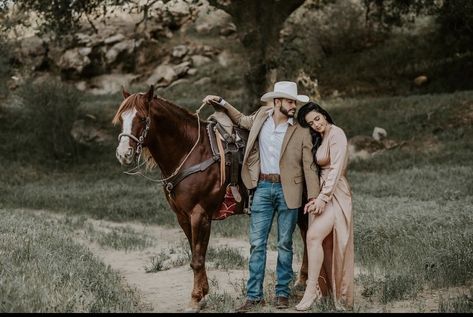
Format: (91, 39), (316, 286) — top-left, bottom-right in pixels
(311, 124), (354, 310)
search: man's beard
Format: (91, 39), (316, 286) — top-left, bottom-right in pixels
(280, 105), (295, 118)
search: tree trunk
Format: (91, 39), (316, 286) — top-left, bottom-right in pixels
(209, 0), (305, 112)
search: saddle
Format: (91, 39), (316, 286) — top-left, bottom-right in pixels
(207, 111), (250, 220)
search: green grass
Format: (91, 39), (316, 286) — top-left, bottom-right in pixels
(207, 246), (247, 270)
(86, 225), (155, 251)
(319, 30), (473, 98)
(0, 208), (147, 312)
(1, 87), (472, 311)
(439, 287), (473, 313)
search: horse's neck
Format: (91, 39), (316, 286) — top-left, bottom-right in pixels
(148, 100), (208, 175)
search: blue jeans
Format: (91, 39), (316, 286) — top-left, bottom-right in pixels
(246, 180), (299, 300)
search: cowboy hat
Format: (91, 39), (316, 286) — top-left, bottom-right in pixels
(260, 81), (309, 103)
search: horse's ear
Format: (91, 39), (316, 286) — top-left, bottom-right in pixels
(146, 85), (154, 102)
(122, 86), (131, 99)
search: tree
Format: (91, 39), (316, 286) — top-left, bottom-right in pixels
(208, 0), (305, 111)
(0, 0), (173, 44)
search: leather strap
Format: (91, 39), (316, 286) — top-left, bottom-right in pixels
(164, 156), (218, 193)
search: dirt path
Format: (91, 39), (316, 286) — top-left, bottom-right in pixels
(69, 216), (464, 313)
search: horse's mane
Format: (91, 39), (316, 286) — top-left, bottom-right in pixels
(112, 93), (148, 125)
(112, 93), (201, 170)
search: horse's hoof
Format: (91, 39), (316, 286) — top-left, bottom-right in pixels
(183, 307), (200, 313)
(184, 301), (202, 313)
(199, 297), (207, 309)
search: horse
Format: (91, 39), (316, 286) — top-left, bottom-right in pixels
(112, 85), (312, 312)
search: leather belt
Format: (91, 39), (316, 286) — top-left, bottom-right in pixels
(259, 173), (281, 183)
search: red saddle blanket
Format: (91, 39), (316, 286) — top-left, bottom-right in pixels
(212, 185), (238, 220)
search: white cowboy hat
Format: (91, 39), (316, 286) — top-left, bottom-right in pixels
(260, 81), (309, 103)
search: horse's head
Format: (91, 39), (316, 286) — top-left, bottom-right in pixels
(112, 85), (154, 166)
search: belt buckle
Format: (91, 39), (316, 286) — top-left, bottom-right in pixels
(271, 174), (277, 182)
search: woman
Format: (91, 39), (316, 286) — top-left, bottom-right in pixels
(295, 102), (354, 311)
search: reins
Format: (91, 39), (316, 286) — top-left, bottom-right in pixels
(122, 102), (208, 185)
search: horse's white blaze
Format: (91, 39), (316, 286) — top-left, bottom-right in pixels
(116, 108), (137, 163)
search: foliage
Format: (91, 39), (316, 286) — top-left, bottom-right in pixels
(207, 0), (306, 111)
(436, 0), (473, 54)
(0, 38), (13, 99)
(362, 0), (473, 54)
(0, 0), (178, 44)
(15, 80), (81, 163)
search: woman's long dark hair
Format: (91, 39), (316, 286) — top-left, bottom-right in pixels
(297, 102), (334, 168)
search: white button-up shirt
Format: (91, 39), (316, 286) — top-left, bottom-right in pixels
(259, 109), (294, 174)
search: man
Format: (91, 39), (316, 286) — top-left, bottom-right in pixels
(203, 81), (319, 312)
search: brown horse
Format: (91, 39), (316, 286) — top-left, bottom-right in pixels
(112, 85), (312, 312)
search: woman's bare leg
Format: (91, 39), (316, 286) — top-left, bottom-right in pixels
(295, 207), (335, 311)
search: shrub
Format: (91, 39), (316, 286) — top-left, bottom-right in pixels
(17, 80), (81, 163)
(0, 39), (13, 99)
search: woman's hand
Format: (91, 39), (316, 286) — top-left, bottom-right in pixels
(304, 197), (326, 215)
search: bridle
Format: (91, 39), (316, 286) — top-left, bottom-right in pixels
(117, 116), (151, 159)
(118, 98), (208, 188)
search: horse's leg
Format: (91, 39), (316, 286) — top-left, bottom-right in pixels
(294, 206), (309, 293)
(185, 204), (211, 312)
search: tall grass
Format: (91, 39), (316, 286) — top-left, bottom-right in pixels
(0, 208), (146, 312)
(0, 86), (472, 311)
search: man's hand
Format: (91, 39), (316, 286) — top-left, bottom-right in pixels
(203, 95), (224, 106)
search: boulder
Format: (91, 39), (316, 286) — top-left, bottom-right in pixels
(190, 55), (212, 67)
(173, 61), (191, 77)
(147, 64), (178, 87)
(87, 73), (140, 95)
(57, 47), (92, 73)
(105, 39), (137, 64)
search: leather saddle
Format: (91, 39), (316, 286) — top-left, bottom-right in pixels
(207, 111), (250, 220)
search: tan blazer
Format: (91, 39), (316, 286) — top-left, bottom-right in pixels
(222, 102), (319, 209)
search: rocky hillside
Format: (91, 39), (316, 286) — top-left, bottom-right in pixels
(5, 0), (472, 103)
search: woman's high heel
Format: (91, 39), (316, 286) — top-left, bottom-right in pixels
(295, 282), (322, 311)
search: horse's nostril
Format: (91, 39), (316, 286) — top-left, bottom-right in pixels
(125, 148), (134, 158)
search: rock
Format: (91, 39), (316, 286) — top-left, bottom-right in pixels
(372, 127), (387, 141)
(166, 0), (191, 17)
(87, 73), (140, 95)
(147, 64), (178, 87)
(194, 3), (232, 34)
(104, 33), (126, 45)
(194, 77), (211, 86)
(219, 23), (236, 36)
(195, 22), (211, 34)
(173, 61), (191, 77)
(105, 39), (137, 64)
(414, 75), (428, 86)
(190, 55), (212, 67)
(57, 48), (92, 73)
(187, 68), (198, 76)
(172, 45), (189, 59)
(217, 50), (234, 67)
(168, 78), (189, 89)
